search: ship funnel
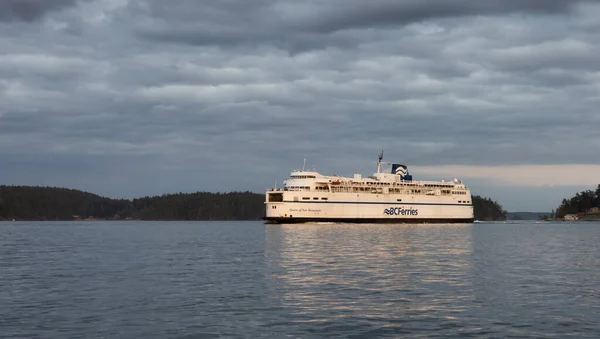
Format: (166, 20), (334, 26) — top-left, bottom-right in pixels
(391, 164), (412, 181)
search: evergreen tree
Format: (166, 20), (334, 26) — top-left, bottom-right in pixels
(471, 195), (507, 221)
(555, 185), (600, 218)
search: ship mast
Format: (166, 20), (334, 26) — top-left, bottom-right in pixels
(377, 151), (383, 173)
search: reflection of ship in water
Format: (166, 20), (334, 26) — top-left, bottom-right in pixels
(264, 224), (475, 325)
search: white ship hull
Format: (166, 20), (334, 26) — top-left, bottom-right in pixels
(265, 191), (474, 223)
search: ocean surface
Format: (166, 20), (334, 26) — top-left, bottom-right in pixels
(1, 221), (599, 338)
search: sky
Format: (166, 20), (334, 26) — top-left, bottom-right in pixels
(1, 0), (600, 212)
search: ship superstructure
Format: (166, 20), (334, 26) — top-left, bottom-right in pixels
(265, 153), (474, 223)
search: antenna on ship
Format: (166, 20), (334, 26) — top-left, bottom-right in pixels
(302, 158), (307, 172)
(377, 151), (383, 173)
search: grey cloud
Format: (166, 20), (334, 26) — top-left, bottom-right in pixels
(1, 0), (600, 211)
(0, 0), (84, 22)
(299, 0), (592, 33)
(134, 0), (597, 51)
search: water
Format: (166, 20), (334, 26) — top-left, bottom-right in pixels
(1, 221), (599, 338)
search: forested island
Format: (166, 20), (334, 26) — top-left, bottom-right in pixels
(472, 195), (507, 221)
(0, 185), (506, 221)
(553, 184), (600, 220)
(0, 186), (264, 221)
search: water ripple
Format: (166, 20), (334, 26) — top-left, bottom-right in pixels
(1, 221), (599, 338)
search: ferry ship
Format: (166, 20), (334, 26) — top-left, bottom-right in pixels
(265, 153), (474, 223)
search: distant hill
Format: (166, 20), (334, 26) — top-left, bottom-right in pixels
(0, 186), (264, 221)
(0, 186), (131, 221)
(1, 185), (507, 222)
(506, 212), (552, 220)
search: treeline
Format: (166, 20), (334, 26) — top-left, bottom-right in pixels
(472, 195), (507, 221)
(0, 186), (265, 221)
(130, 192), (265, 220)
(555, 184), (600, 218)
(0, 186), (131, 221)
(0, 185), (507, 221)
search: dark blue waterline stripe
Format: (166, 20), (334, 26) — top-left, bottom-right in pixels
(265, 217), (475, 224)
(282, 200), (472, 207)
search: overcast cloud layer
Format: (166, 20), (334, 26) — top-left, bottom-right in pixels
(1, 0), (600, 211)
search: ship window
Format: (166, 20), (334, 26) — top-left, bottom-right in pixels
(397, 199), (402, 202)
(302, 197), (310, 200)
(268, 193), (283, 202)
(313, 197), (318, 200)
(459, 201), (462, 203)
(321, 197), (328, 200)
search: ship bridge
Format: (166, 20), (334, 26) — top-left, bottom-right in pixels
(288, 171), (321, 179)
(284, 171), (330, 191)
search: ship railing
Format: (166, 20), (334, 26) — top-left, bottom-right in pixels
(329, 182), (461, 189)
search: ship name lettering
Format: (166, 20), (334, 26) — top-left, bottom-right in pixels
(289, 208), (321, 213)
